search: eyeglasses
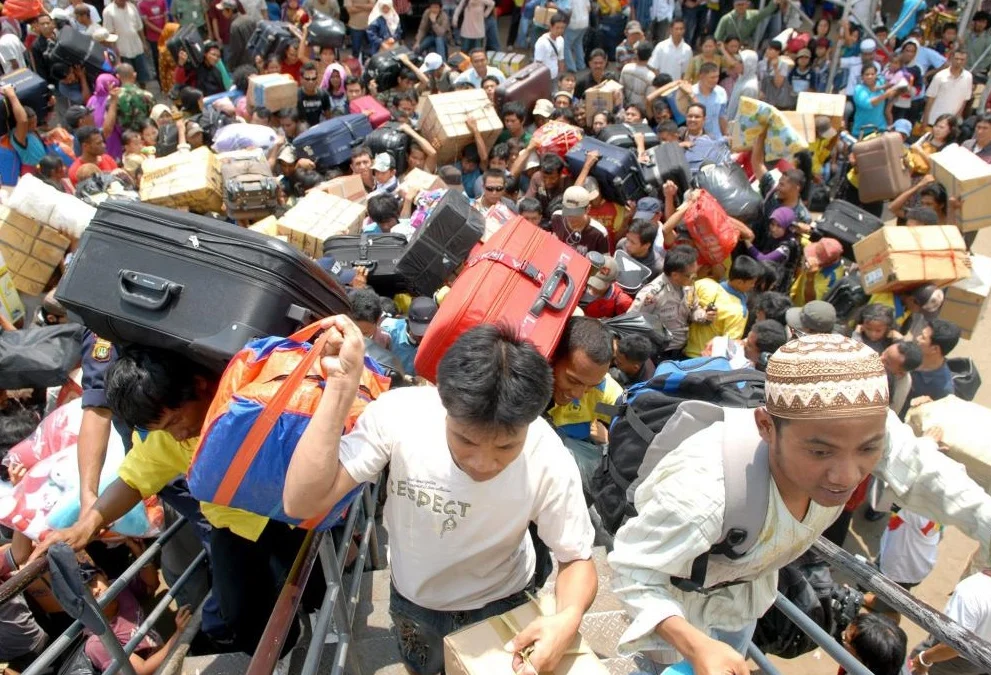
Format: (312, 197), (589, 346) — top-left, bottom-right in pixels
(303, 76), (318, 82)
(484, 185), (504, 192)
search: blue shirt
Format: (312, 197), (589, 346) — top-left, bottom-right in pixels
(720, 280), (749, 317)
(380, 318), (420, 376)
(852, 83), (888, 137)
(910, 364), (955, 401)
(691, 83), (728, 140)
(458, 162), (483, 199)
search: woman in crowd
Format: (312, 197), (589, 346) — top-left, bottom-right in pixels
(727, 49), (758, 120)
(157, 23), (180, 95)
(87, 73), (124, 160)
(321, 63), (350, 115)
(914, 113), (959, 155)
(283, 0), (310, 27)
(852, 64), (901, 137)
(685, 36), (724, 83)
(366, 0), (403, 53)
(175, 42), (229, 96)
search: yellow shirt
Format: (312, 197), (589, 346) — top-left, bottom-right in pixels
(789, 262), (846, 307)
(118, 430), (269, 542)
(684, 278), (747, 358)
(547, 375), (623, 441)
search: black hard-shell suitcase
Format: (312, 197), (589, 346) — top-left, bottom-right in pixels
(823, 271), (868, 322)
(362, 47), (417, 92)
(48, 26), (107, 78)
(367, 122), (410, 175)
(642, 141), (691, 192)
(0, 69), (50, 135)
(248, 21), (295, 60)
(396, 190), (485, 296)
(293, 113), (373, 170)
(307, 11), (347, 48)
(167, 24), (205, 67)
(322, 232), (408, 297)
(565, 138), (649, 205)
(55, 200), (349, 372)
(597, 123), (659, 151)
(815, 199), (884, 261)
(494, 62), (552, 114)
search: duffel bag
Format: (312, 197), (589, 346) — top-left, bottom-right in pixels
(0, 323), (85, 390)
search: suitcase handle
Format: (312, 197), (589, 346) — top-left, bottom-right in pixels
(530, 263), (574, 316)
(118, 270), (183, 311)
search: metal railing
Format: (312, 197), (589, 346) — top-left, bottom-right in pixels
(0, 516), (207, 675)
(247, 476), (384, 675)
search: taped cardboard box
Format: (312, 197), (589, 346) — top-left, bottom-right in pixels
(941, 254), (991, 339)
(853, 225), (970, 295)
(0, 252), (25, 323)
(781, 111), (816, 144)
(315, 174), (368, 202)
(796, 92), (846, 128)
(247, 73), (299, 112)
(0, 206), (70, 296)
(931, 143), (991, 233)
(400, 168), (445, 199)
(419, 89), (504, 164)
(584, 80), (623, 119)
(139, 146), (224, 214)
(277, 191), (366, 258)
(444, 597), (608, 675)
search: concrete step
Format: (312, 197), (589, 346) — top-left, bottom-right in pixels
(179, 653), (253, 675)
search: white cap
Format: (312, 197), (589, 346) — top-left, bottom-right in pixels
(533, 99), (554, 117)
(422, 53), (443, 73)
(92, 27), (118, 43)
(372, 153), (394, 172)
(860, 38), (876, 52)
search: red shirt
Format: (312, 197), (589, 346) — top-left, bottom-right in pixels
(69, 154), (119, 185)
(584, 283), (633, 319)
(137, 0), (168, 42)
(281, 59), (303, 83)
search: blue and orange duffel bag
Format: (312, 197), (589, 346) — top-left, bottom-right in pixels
(188, 317), (391, 530)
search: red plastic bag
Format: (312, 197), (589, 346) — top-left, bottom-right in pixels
(532, 121), (584, 158)
(684, 190), (739, 267)
(2, 0), (44, 20)
(786, 32), (811, 54)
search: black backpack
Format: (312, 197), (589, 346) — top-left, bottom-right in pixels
(824, 271), (869, 323)
(753, 563), (828, 658)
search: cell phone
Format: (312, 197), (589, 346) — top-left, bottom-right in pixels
(707, 301), (717, 311)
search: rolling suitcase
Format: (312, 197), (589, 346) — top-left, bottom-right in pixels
(852, 132), (912, 203)
(293, 113), (373, 170)
(247, 20), (295, 60)
(642, 141), (691, 192)
(494, 63), (552, 114)
(823, 271), (868, 322)
(306, 12), (346, 48)
(414, 216), (592, 383)
(349, 95), (391, 129)
(55, 199), (349, 372)
(597, 123), (659, 150)
(166, 24), (205, 67)
(0, 69), (50, 135)
(396, 190), (485, 296)
(223, 171), (279, 221)
(322, 232), (408, 297)
(366, 122), (410, 175)
(815, 199), (884, 261)
(565, 138), (649, 205)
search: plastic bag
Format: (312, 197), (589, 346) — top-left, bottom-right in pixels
(684, 189), (739, 266)
(532, 121), (584, 158)
(212, 123), (279, 152)
(693, 163), (762, 223)
(8, 173), (95, 238)
(6, 397), (86, 469)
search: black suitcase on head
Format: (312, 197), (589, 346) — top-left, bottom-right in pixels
(815, 199), (884, 261)
(49, 26), (108, 78)
(367, 122), (411, 175)
(55, 200), (350, 372)
(565, 138), (650, 205)
(642, 141), (691, 193)
(823, 271), (868, 322)
(323, 232), (409, 297)
(248, 21), (295, 60)
(598, 123), (659, 151)
(395, 190), (485, 297)
(293, 113), (374, 170)
(0, 68), (51, 135)
(167, 24), (205, 67)
(362, 46), (418, 92)
(307, 11), (347, 48)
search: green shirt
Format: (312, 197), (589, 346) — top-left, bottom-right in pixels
(713, 4), (779, 45)
(967, 30), (991, 77)
(496, 129), (532, 145)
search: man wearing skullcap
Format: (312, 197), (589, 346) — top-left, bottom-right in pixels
(609, 334), (991, 674)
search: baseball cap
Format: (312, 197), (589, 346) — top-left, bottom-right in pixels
(804, 237), (843, 268)
(185, 121), (204, 137)
(407, 296), (439, 338)
(786, 300), (837, 334)
(533, 99), (554, 118)
(554, 90), (573, 102)
(372, 152), (394, 172)
(561, 186), (591, 216)
(891, 118), (913, 137)
(625, 21), (644, 36)
(92, 27), (118, 43)
(277, 143), (296, 164)
(317, 254), (356, 285)
(860, 38), (876, 52)
(64, 104), (92, 129)
(422, 52), (443, 73)
(588, 255), (619, 293)
(634, 196), (662, 221)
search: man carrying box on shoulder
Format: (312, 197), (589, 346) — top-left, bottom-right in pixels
(284, 319), (597, 675)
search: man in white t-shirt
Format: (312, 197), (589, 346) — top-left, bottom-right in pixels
(925, 51), (973, 125)
(911, 571), (991, 674)
(534, 12), (566, 80)
(284, 319), (597, 675)
(648, 18), (692, 80)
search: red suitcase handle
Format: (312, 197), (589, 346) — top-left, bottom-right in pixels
(468, 253), (576, 316)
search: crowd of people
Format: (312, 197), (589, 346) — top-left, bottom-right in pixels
(0, 0), (991, 674)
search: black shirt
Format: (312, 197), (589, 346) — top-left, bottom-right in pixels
(575, 70), (619, 100)
(30, 35), (52, 83)
(298, 89), (331, 127)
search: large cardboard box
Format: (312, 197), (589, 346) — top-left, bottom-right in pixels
(781, 111), (816, 144)
(399, 168), (445, 199)
(247, 73), (299, 112)
(419, 89), (504, 165)
(444, 598), (608, 675)
(533, 5), (554, 26)
(907, 396), (991, 493)
(277, 191), (366, 258)
(941, 254), (991, 339)
(931, 143), (991, 233)
(139, 146), (224, 214)
(585, 79), (623, 120)
(0, 206), (70, 296)
(796, 92), (846, 128)
(0, 252), (25, 324)
(854, 225), (970, 294)
(315, 174), (368, 202)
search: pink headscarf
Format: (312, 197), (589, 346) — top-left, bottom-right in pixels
(321, 63), (347, 96)
(87, 73), (122, 160)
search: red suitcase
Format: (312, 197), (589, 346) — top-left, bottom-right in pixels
(349, 95), (392, 129)
(414, 216), (592, 383)
(494, 63), (552, 115)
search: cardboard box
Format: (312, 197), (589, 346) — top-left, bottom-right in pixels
(444, 597), (608, 675)
(781, 111), (816, 144)
(316, 174), (368, 202)
(249, 215), (279, 236)
(931, 143), (991, 233)
(796, 92), (846, 128)
(533, 5), (554, 26)
(941, 254), (991, 339)
(247, 73), (299, 112)
(854, 225), (970, 294)
(139, 146), (224, 214)
(0, 252), (25, 324)
(0, 206), (70, 296)
(277, 192), (366, 258)
(419, 90), (504, 165)
(585, 79), (623, 119)
(400, 168), (445, 199)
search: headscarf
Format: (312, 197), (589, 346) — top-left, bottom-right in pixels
(368, 0), (400, 34)
(321, 62), (347, 96)
(227, 15), (259, 69)
(158, 23), (180, 94)
(727, 49), (758, 120)
(88, 73), (123, 160)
